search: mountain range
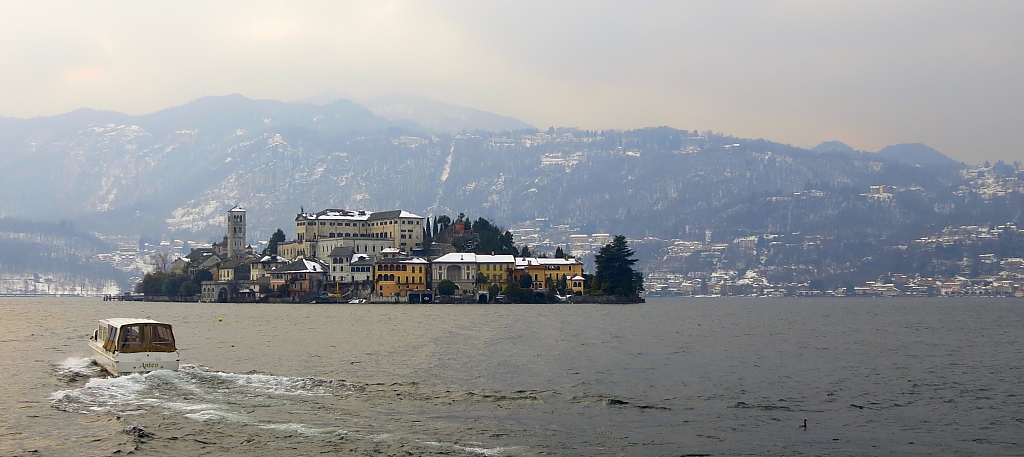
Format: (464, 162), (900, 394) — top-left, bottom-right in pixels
(293, 92), (535, 133)
(2, 93), (1015, 250)
(812, 141), (960, 166)
(0, 94), (987, 244)
(5, 93), (1024, 292)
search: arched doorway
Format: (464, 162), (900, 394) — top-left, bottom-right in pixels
(445, 265), (463, 282)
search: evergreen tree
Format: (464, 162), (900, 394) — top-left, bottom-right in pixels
(473, 217), (493, 233)
(504, 281), (529, 303)
(267, 228), (286, 255)
(500, 231), (517, 255)
(487, 283), (501, 301)
(436, 215), (451, 232)
(193, 270), (213, 283)
(437, 279), (457, 296)
(555, 246), (565, 259)
(593, 235), (644, 297)
(521, 245), (532, 257)
(520, 272), (533, 289)
(556, 275), (568, 293)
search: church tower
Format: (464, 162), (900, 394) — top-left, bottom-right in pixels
(227, 205), (247, 258)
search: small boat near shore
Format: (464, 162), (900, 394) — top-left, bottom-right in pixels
(89, 318), (180, 375)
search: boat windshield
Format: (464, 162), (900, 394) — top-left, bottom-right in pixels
(118, 324), (176, 353)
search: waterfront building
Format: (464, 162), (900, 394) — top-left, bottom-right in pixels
(269, 258), (328, 300)
(514, 257), (585, 292)
(373, 255), (429, 297)
(432, 253), (516, 295)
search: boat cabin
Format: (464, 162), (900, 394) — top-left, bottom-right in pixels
(90, 318), (179, 375)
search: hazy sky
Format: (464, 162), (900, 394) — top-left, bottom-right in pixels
(2, 1), (1023, 162)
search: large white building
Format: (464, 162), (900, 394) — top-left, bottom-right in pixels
(277, 208), (425, 260)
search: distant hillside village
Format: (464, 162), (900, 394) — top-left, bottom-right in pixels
(644, 221), (1024, 298)
(137, 206), (602, 304)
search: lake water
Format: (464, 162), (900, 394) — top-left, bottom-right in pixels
(1, 297), (1022, 456)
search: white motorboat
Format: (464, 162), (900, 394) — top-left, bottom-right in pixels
(89, 318), (180, 375)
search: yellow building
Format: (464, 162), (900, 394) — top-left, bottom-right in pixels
(476, 255), (516, 289)
(568, 275), (586, 294)
(514, 257), (584, 291)
(374, 257), (429, 297)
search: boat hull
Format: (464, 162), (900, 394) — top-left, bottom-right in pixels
(89, 341), (180, 376)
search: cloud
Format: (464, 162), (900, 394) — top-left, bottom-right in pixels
(0, 1), (1022, 162)
(63, 67), (105, 83)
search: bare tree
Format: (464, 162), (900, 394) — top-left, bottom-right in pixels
(148, 252), (173, 274)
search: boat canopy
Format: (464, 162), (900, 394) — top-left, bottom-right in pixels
(96, 318), (176, 353)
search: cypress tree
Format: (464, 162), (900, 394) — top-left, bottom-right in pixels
(593, 235), (644, 297)
(267, 228), (286, 256)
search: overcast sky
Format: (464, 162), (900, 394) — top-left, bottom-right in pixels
(2, 1), (1022, 162)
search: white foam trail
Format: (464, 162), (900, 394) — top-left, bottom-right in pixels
(51, 373), (155, 412)
(161, 402), (223, 412)
(423, 441), (521, 456)
(197, 370), (352, 396)
(53, 356), (103, 380)
(184, 409), (250, 422)
(49, 366), (522, 455)
(50, 365), (353, 416)
(258, 422), (324, 435)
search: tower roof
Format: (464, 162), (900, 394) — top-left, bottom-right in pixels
(229, 205), (246, 212)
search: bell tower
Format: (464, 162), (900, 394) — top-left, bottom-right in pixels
(227, 205), (247, 258)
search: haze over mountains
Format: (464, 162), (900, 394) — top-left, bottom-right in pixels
(0, 93), (983, 244)
(812, 141), (960, 167)
(4, 93), (1023, 293)
(292, 92), (536, 133)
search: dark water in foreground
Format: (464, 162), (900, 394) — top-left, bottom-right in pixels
(2, 297), (1023, 456)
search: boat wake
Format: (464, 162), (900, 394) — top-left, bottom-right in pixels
(53, 356), (104, 382)
(49, 365), (521, 456)
(50, 364), (360, 414)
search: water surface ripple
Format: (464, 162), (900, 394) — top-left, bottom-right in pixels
(1, 297), (1022, 456)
